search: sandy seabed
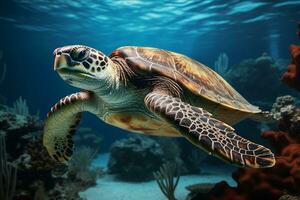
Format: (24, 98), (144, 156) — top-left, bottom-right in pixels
(80, 153), (235, 200)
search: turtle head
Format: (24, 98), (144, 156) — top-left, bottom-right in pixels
(53, 45), (115, 91)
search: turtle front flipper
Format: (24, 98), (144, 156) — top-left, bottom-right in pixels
(43, 91), (97, 163)
(144, 91), (276, 168)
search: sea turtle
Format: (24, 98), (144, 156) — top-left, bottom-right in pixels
(43, 45), (276, 168)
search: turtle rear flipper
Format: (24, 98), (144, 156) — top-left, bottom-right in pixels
(43, 91), (96, 163)
(144, 91), (276, 168)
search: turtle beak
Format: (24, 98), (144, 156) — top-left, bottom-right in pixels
(54, 54), (68, 71)
(53, 48), (72, 71)
(53, 48), (63, 71)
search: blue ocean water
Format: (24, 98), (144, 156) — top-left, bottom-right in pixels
(0, 2), (300, 199)
(1, 0), (299, 148)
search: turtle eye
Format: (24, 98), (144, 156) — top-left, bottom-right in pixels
(70, 47), (89, 62)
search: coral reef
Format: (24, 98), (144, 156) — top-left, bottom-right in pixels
(11, 97), (29, 116)
(25, 138), (59, 171)
(190, 35), (300, 200)
(48, 146), (104, 200)
(108, 135), (206, 181)
(279, 195), (300, 200)
(271, 95), (295, 120)
(108, 135), (165, 181)
(271, 95), (300, 134)
(226, 53), (292, 107)
(68, 146), (103, 187)
(207, 131), (300, 199)
(0, 101), (60, 200)
(282, 45), (300, 91)
(0, 133), (17, 200)
(0, 97), (101, 199)
(196, 103), (300, 200)
(0, 106), (42, 159)
(153, 162), (180, 200)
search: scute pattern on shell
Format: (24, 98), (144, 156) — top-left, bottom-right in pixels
(111, 46), (261, 113)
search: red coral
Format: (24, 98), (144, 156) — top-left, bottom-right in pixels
(282, 45), (300, 91)
(198, 23), (300, 200)
(207, 131), (300, 200)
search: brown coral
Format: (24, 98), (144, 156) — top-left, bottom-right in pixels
(26, 138), (60, 171)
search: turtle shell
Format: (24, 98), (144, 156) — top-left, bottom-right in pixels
(110, 46), (260, 113)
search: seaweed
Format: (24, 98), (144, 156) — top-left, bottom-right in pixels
(0, 132), (17, 200)
(153, 162), (180, 200)
(11, 96), (29, 116)
(67, 146), (102, 187)
(68, 146), (97, 175)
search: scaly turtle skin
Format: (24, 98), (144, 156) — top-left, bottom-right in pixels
(43, 45), (276, 168)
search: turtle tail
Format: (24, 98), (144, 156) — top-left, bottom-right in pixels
(43, 91), (93, 163)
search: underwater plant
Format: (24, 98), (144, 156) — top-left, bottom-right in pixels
(213, 52), (230, 78)
(0, 133), (17, 200)
(153, 162), (180, 200)
(49, 145), (104, 199)
(11, 96), (29, 116)
(68, 146), (101, 186)
(69, 146), (97, 174)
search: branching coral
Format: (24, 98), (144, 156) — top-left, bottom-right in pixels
(11, 96), (29, 116)
(153, 162), (180, 200)
(68, 146), (101, 187)
(69, 146), (97, 174)
(0, 133), (17, 200)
